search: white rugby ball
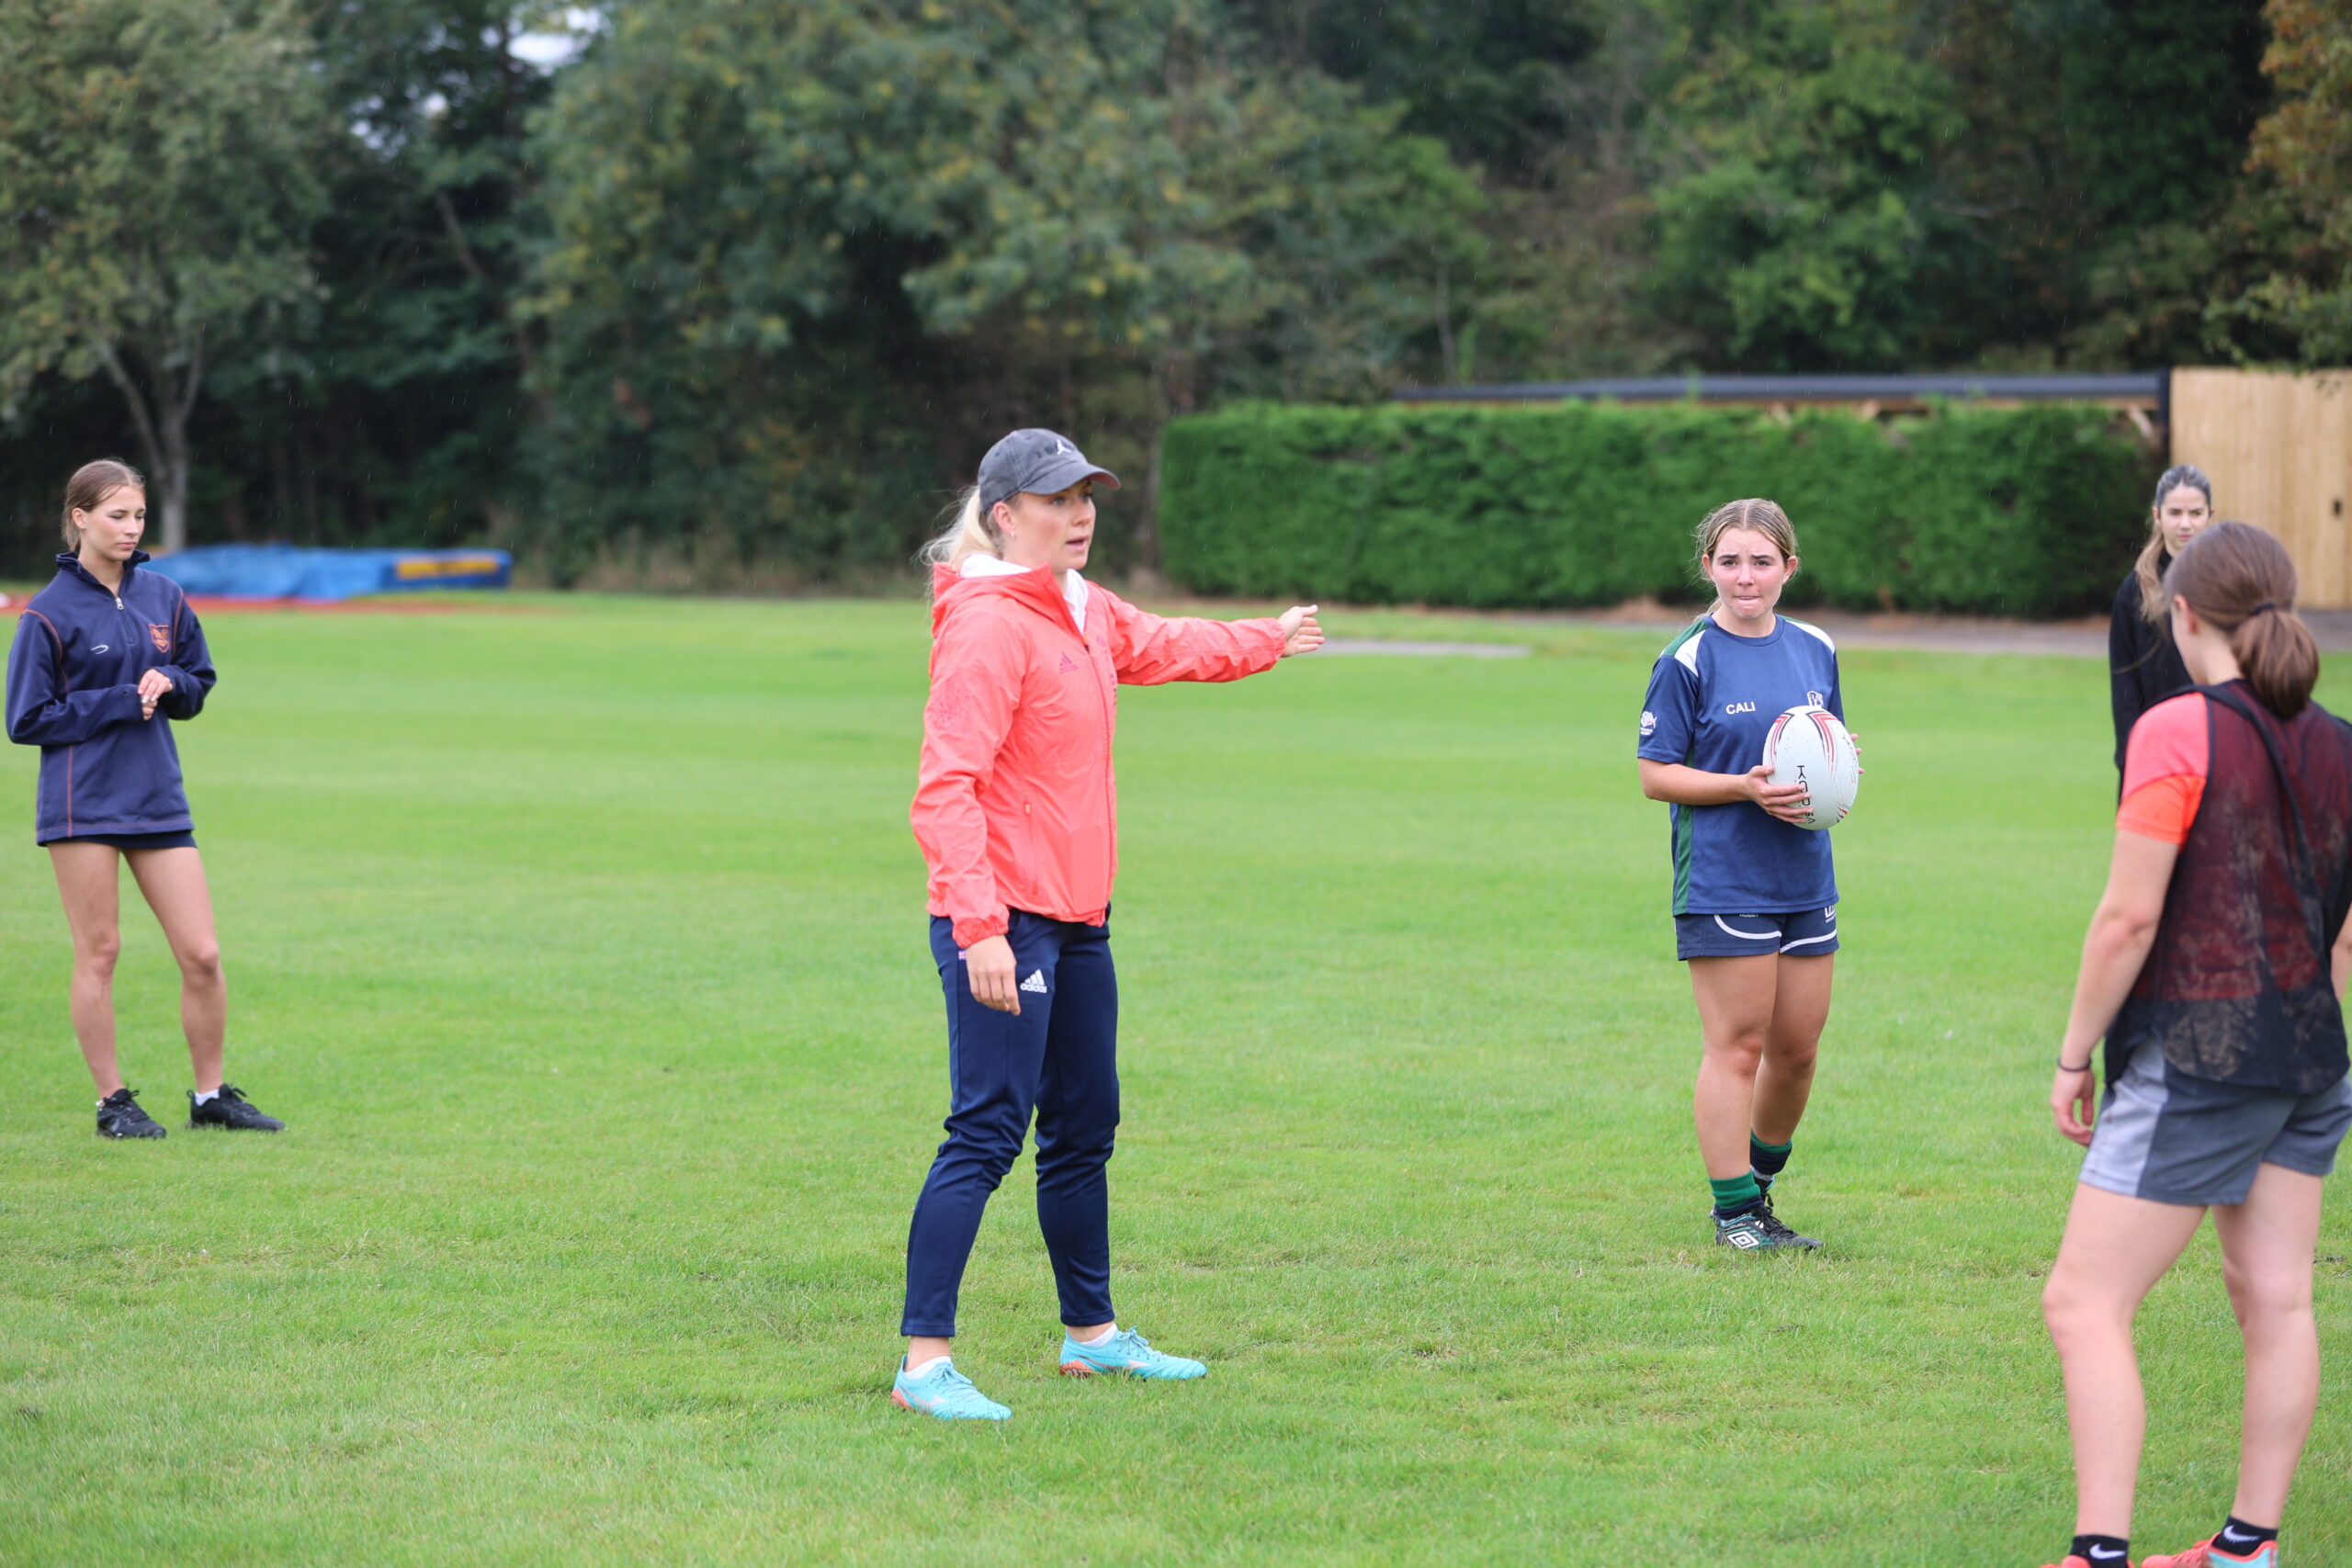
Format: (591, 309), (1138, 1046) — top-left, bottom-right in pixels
(1761, 705), (1860, 830)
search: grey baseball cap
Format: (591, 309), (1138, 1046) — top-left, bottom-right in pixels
(978, 428), (1120, 513)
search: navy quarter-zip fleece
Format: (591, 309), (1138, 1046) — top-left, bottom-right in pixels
(6, 552), (215, 842)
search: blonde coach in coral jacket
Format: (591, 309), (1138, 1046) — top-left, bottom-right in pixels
(890, 428), (1321, 1422)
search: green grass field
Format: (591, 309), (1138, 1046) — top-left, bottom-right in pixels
(3, 595), (2348, 1566)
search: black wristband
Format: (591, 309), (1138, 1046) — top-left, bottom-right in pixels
(2057, 1056), (2094, 1072)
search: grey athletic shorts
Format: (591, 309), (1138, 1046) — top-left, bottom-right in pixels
(2080, 1048), (2352, 1207)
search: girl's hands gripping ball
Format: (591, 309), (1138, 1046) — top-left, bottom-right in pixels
(1760, 704), (1861, 829)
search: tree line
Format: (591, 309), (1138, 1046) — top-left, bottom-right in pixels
(0, 0), (2345, 583)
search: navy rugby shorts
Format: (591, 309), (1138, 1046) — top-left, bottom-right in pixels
(1675, 906), (1838, 962)
(2080, 1049), (2352, 1207)
(40, 829), (198, 851)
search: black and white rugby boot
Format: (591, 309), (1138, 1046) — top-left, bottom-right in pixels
(187, 1084), (284, 1133)
(96, 1087), (167, 1139)
(1715, 1197), (1821, 1252)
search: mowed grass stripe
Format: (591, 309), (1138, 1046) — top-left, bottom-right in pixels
(0, 596), (2344, 1565)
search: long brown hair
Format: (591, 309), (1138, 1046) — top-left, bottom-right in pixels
(2163, 521), (2320, 717)
(1692, 498), (1798, 618)
(2133, 464), (2213, 625)
(61, 458), (145, 549)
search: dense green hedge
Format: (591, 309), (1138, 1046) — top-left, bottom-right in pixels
(1159, 401), (2157, 615)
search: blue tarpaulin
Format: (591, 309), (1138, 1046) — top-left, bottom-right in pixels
(142, 545), (512, 601)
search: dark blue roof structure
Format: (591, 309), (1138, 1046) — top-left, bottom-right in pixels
(1393, 372), (2165, 408)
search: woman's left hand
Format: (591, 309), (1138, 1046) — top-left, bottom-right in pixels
(137, 668), (174, 721)
(1278, 604), (1322, 658)
(2052, 1063), (2098, 1145)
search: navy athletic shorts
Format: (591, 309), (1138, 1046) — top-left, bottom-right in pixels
(1675, 906), (1838, 962)
(2080, 1049), (2352, 1207)
(40, 829), (197, 851)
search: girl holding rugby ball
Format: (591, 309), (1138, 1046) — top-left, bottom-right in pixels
(2040, 524), (2352, 1568)
(1636, 499), (1843, 1251)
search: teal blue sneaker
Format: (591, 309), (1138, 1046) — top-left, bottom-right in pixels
(890, 1357), (1011, 1421)
(1057, 1327), (1206, 1381)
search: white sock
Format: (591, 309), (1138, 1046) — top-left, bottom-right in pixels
(1078, 1325), (1118, 1346)
(904, 1355), (951, 1380)
(193, 1088), (220, 1105)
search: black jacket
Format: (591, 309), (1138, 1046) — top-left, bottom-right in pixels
(2109, 564), (2191, 775)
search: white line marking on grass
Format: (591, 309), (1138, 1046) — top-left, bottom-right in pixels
(1316, 639), (1531, 658)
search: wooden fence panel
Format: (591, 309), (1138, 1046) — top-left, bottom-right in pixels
(2171, 368), (2352, 607)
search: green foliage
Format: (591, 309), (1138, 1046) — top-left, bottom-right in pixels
(1222, 0), (1608, 178)
(0, 0), (330, 550)
(518, 0), (1481, 580)
(1161, 401), (2154, 615)
(0, 3), (551, 569)
(1645, 2), (1968, 371)
(1934, 0), (2277, 369)
(199, 2), (555, 546)
(2213, 0), (2352, 364)
(0, 0), (2331, 573)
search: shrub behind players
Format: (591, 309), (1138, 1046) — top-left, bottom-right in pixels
(4, 459), (283, 1139)
(2040, 523), (2351, 1568)
(1636, 499), (1844, 1251)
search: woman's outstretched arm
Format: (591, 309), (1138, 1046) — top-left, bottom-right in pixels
(1100, 588), (1309, 684)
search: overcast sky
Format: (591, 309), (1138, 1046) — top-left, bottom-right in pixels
(512, 10), (598, 71)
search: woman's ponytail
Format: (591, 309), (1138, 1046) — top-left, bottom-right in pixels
(2231, 600), (2322, 718)
(2162, 521), (2321, 717)
(917, 487), (1001, 589)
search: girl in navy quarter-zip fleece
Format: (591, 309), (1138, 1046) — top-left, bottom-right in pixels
(6, 548), (215, 841)
(8, 459), (282, 1141)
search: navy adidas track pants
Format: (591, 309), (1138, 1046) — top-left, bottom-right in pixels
(901, 908), (1120, 1338)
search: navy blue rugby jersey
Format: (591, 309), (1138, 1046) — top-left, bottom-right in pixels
(1636, 615), (1843, 915)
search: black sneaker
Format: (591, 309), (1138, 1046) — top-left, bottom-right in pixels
(187, 1084), (284, 1132)
(96, 1087), (166, 1139)
(1752, 1191), (1820, 1248)
(1715, 1201), (1821, 1251)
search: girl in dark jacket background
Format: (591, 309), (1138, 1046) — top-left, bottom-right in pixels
(2109, 464), (2213, 778)
(5, 460), (283, 1140)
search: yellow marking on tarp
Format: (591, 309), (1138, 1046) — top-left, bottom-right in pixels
(393, 556), (504, 581)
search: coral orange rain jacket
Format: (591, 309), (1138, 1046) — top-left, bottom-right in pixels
(913, 563), (1286, 948)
